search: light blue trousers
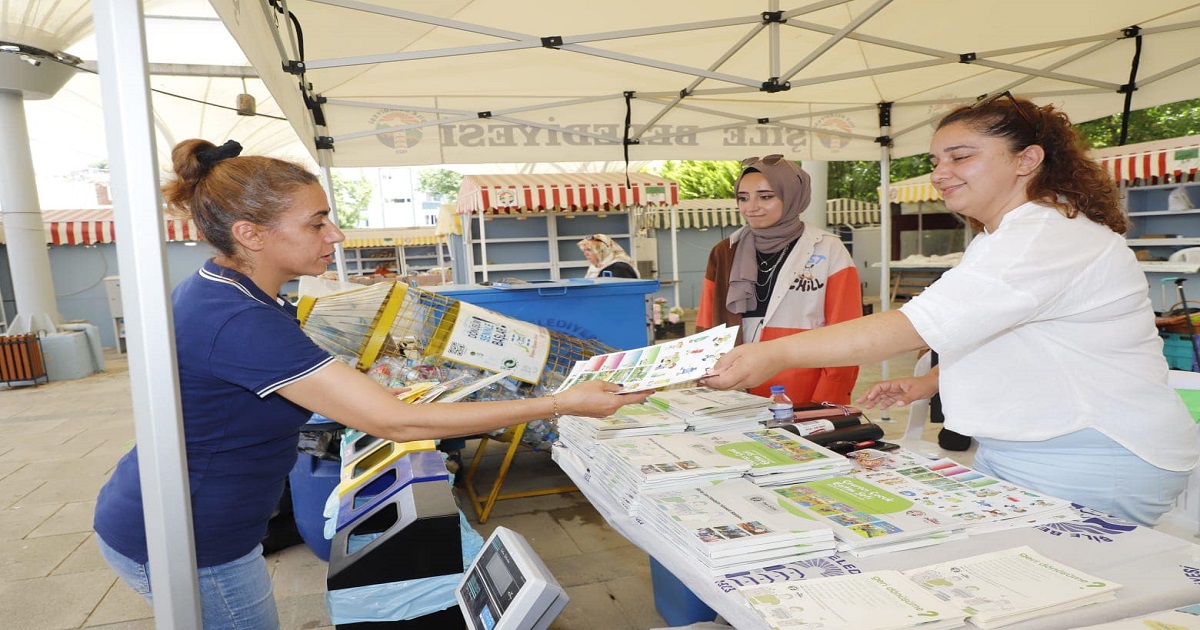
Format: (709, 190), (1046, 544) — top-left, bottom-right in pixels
(972, 428), (1190, 527)
(97, 537), (280, 630)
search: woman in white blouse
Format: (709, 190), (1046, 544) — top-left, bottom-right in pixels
(702, 92), (1199, 527)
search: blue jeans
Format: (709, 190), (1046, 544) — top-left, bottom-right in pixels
(96, 536), (280, 630)
(973, 428), (1190, 527)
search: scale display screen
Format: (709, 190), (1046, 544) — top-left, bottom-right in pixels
(458, 527), (568, 630)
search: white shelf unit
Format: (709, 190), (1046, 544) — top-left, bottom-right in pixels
(333, 241), (451, 277)
(1125, 181), (1200, 311)
(464, 211), (634, 283)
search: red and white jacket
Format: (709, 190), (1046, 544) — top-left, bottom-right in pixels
(697, 226), (862, 404)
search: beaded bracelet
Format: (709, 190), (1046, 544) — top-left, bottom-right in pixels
(551, 394), (561, 418)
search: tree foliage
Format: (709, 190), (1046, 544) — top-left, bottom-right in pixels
(654, 160), (743, 199)
(1075, 98), (1200, 149)
(417, 168), (464, 203)
(330, 172), (372, 228)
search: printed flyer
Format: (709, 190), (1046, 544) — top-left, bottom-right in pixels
(554, 325), (738, 392)
(438, 302), (550, 384)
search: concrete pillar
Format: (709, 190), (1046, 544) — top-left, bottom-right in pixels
(0, 54), (73, 334)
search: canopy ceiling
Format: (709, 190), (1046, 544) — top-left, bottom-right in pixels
(211, 0), (1200, 168)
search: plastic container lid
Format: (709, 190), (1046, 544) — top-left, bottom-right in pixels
(770, 385), (785, 394)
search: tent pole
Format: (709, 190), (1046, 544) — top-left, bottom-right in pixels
(317, 147), (348, 282)
(670, 203), (681, 308)
(93, 0), (203, 626)
(877, 103), (894, 422)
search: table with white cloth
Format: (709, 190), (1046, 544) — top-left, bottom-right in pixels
(552, 445), (1200, 629)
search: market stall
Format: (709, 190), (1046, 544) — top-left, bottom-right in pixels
(456, 172), (678, 283)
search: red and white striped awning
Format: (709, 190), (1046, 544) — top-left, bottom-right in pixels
(457, 172), (679, 215)
(0, 208), (200, 245)
(1092, 136), (1200, 185)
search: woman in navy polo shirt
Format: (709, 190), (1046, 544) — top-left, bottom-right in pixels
(93, 139), (650, 629)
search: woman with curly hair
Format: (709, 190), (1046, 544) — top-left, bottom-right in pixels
(702, 93), (1198, 526)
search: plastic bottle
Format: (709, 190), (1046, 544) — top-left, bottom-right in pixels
(768, 385), (794, 422)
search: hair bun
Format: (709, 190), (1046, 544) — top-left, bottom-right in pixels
(196, 140), (243, 168)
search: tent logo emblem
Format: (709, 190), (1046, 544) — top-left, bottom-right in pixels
(814, 115), (854, 152)
(369, 110), (426, 153)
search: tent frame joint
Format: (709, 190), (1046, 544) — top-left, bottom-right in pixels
(761, 11), (785, 24)
(282, 60), (304, 75)
(1117, 83), (1138, 94)
(478, 111), (492, 118)
(1122, 25), (1142, 38)
(757, 117), (770, 124)
(958, 52), (977, 64)
(760, 77), (790, 93)
(875, 135), (893, 147)
(541, 35), (563, 48)
(315, 136), (334, 150)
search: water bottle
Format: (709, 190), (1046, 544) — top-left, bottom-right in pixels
(768, 385), (794, 422)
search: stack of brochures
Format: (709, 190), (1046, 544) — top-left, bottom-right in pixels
(589, 432), (755, 515)
(848, 450), (1077, 533)
(739, 570), (969, 630)
(556, 403), (689, 458)
(733, 428), (854, 486)
(769, 475), (964, 556)
(903, 546), (1121, 628)
(647, 386), (772, 433)
(638, 478), (838, 576)
(589, 429), (852, 515)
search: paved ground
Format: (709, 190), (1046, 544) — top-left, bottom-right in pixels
(0, 347), (930, 629)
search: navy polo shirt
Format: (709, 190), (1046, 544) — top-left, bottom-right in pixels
(94, 260), (334, 567)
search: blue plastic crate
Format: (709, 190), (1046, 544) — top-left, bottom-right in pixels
(431, 278), (659, 350)
(1161, 332), (1200, 371)
(649, 557), (717, 626)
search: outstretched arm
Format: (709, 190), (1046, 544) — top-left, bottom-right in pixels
(701, 310), (926, 391)
(279, 361), (650, 443)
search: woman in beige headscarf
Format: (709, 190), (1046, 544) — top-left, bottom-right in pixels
(695, 155), (862, 404)
(577, 233), (639, 278)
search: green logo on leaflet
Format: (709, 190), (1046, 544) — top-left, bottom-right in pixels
(715, 442), (793, 468)
(805, 477), (914, 514)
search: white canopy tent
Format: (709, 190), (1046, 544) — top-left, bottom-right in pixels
(211, 0), (1200, 350)
(210, 1), (1200, 166)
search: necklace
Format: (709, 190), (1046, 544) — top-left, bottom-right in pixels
(756, 247), (788, 272)
(753, 241), (795, 303)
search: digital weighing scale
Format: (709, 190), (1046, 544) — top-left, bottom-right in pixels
(457, 527), (568, 630)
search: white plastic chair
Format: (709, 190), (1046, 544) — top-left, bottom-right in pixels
(1168, 247), (1200, 263)
(1159, 370), (1200, 538)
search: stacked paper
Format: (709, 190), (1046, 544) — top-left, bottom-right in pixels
(732, 429), (853, 486)
(770, 475), (964, 556)
(590, 432), (754, 514)
(556, 403), (689, 458)
(639, 478), (837, 576)
(848, 451), (1076, 533)
(904, 546), (1122, 628)
(648, 386), (772, 433)
(739, 570), (968, 630)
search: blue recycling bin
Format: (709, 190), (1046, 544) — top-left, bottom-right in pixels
(649, 557), (717, 626)
(289, 416), (343, 561)
(431, 278), (659, 350)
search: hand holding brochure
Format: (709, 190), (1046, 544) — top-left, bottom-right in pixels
(553, 325), (738, 393)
